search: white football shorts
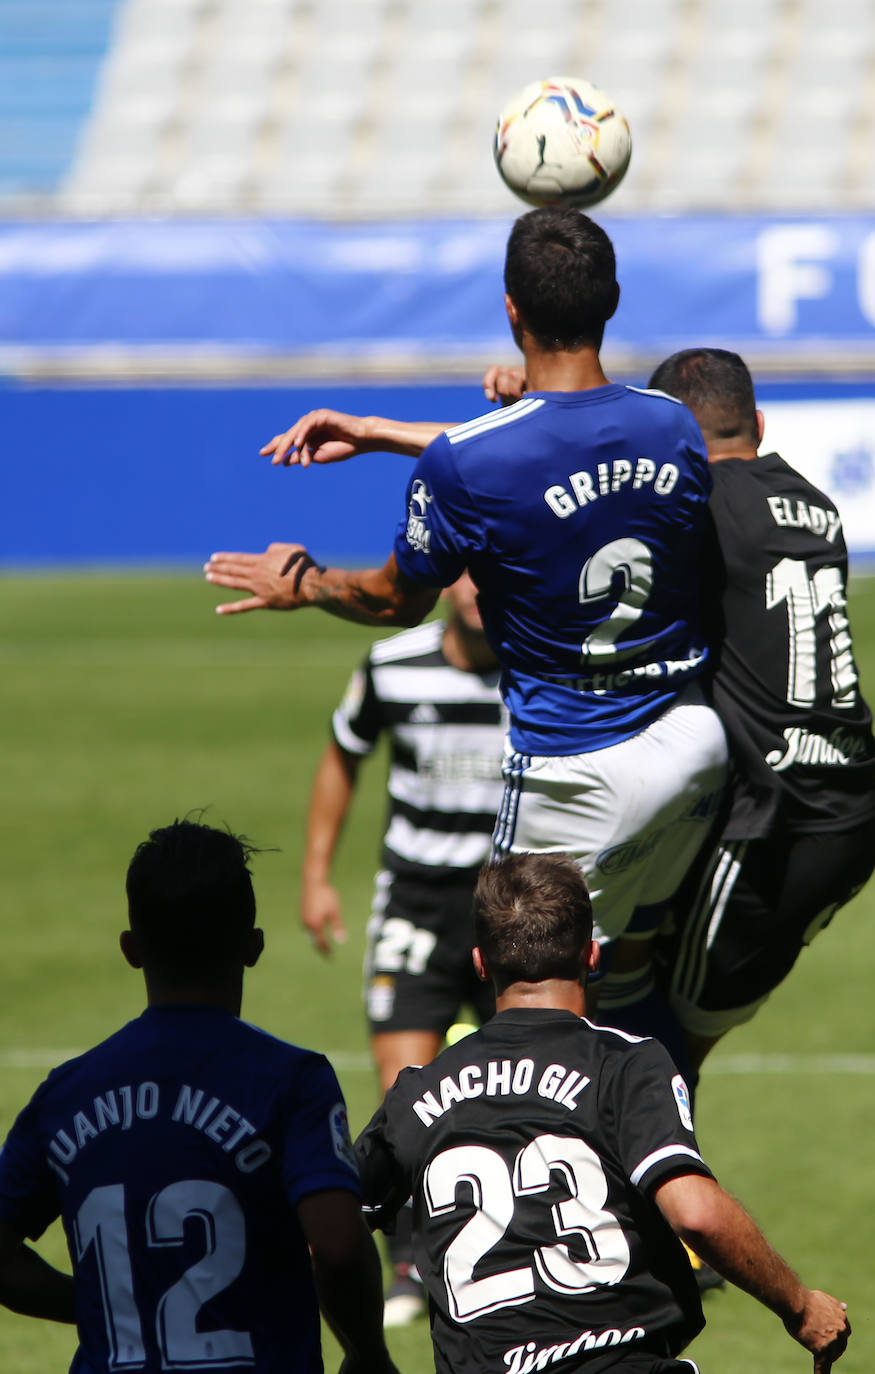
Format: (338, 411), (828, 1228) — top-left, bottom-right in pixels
(492, 685), (728, 944)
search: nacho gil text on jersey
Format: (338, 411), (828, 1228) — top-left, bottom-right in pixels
(503, 1324), (647, 1373)
(412, 1058), (590, 1126)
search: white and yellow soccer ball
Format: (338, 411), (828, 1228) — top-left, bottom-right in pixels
(494, 76), (631, 209)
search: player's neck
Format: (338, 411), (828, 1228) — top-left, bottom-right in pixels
(442, 618), (498, 673)
(523, 344), (610, 393)
(707, 444), (759, 463)
(143, 972), (244, 1015)
(496, 978), (587, 1017)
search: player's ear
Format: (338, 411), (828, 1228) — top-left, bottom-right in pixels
(504, 293), (520, 328)
(472, 946), (490, 982)
(584, 940), (600, 978)
(120, 929), (142, 969)
(755, 409), (765, 446)
(244, 927), (265, 968)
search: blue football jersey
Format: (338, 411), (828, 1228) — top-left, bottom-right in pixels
(393, 387), (712, 754)
(0, 1006), (360, 1374)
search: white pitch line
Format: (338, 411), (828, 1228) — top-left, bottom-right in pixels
(2, 1050), (875, 1074)
(707, 1053), (875, 1075)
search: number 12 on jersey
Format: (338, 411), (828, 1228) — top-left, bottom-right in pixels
(75, 1180), (254, 1369)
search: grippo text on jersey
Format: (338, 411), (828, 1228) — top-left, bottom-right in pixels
(544, 460), (680, 518)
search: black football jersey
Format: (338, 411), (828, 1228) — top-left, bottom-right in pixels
(356, 1009), (708, 1373)
(706, 453), (875, 839)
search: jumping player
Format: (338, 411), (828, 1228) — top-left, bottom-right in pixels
(0, 819), (397, 1374)
(641, 349), (875, 1072)
(354, 851), (850, 1374)
(204, 209), (727, 1059)
(302, 572), (505, 1322)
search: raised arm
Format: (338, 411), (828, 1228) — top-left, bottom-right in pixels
(482, 364), (527, 404)
(301, 741), (361, 955)
(655, 1173), (850, 1372)
(205, 546), (441, 625)
(262, 409), (451, 467)
(297, 1190), (398, 1374)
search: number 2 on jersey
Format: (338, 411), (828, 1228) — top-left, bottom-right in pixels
(578, 538), (654, 661)
(424, 1134), (630, 1322)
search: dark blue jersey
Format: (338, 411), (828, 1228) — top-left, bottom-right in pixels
(393, 387), (712, 754)
(0, 1006), (360, 1374)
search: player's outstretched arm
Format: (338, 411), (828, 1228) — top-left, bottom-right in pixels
(655, 1174), (850, 1371)
(0, 1220), (75, 1324)
(261, 409), (450, 466)
(301, 742), (361, 955)
(206, 545), (440, 625)
(298, 1191), (399, 1374)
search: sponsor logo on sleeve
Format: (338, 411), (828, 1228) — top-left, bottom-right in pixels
(329, 1102), (358, 1172)
(406, 479), (433, 553)
(672, 1074), (694, 1132)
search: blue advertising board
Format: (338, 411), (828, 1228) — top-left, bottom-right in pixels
(2, 215), (875, 368)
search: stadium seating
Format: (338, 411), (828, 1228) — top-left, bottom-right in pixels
(0, 0), (872, 214)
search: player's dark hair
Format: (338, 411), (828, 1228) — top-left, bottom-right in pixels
(504, 207), (618, 351)
(648, 348), (759, 446)
(126, 818), (259, 979)
(474, 853), (593, 991)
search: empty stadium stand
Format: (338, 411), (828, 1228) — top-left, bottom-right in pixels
(0, 0), (872, 214)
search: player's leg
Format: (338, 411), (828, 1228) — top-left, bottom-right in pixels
(666, 816), (875, 1074)
(371, 1030), (443, 1094)
(364, 871), (485, 1324)
(493, 686), (725, 1084)
(596, 926), (695, 1085)
(492, 685), (727, 946)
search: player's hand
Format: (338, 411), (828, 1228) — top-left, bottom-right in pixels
(482, 364), (527, 405)
(204, 542), (318, 614)
(301, 879), (348, 956)
(260, 410), (377, 467)
(783, 1290), (849, 1370)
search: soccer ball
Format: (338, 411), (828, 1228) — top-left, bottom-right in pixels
(494, 76), (631, 209)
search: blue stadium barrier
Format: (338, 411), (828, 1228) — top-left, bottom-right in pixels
(3, 380), (874, 567)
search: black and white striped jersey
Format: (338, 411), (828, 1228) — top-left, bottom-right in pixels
(332, 620), (507, 878)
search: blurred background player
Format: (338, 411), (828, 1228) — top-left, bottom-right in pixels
(205, 208), (728, 1079)
(0, 818), (397, 1374)
(355, 851), (850, 1374)
(640, 349), (875, 1074)
(301, 572), (506, 1324)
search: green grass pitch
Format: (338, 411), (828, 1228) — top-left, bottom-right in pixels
(1, 572), (873, 1374)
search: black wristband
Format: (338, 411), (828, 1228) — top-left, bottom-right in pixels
(280, 550), (326, 593)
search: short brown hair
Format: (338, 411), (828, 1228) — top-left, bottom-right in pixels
(474, 853), (593, 992)
(648, 348), (758, 447)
